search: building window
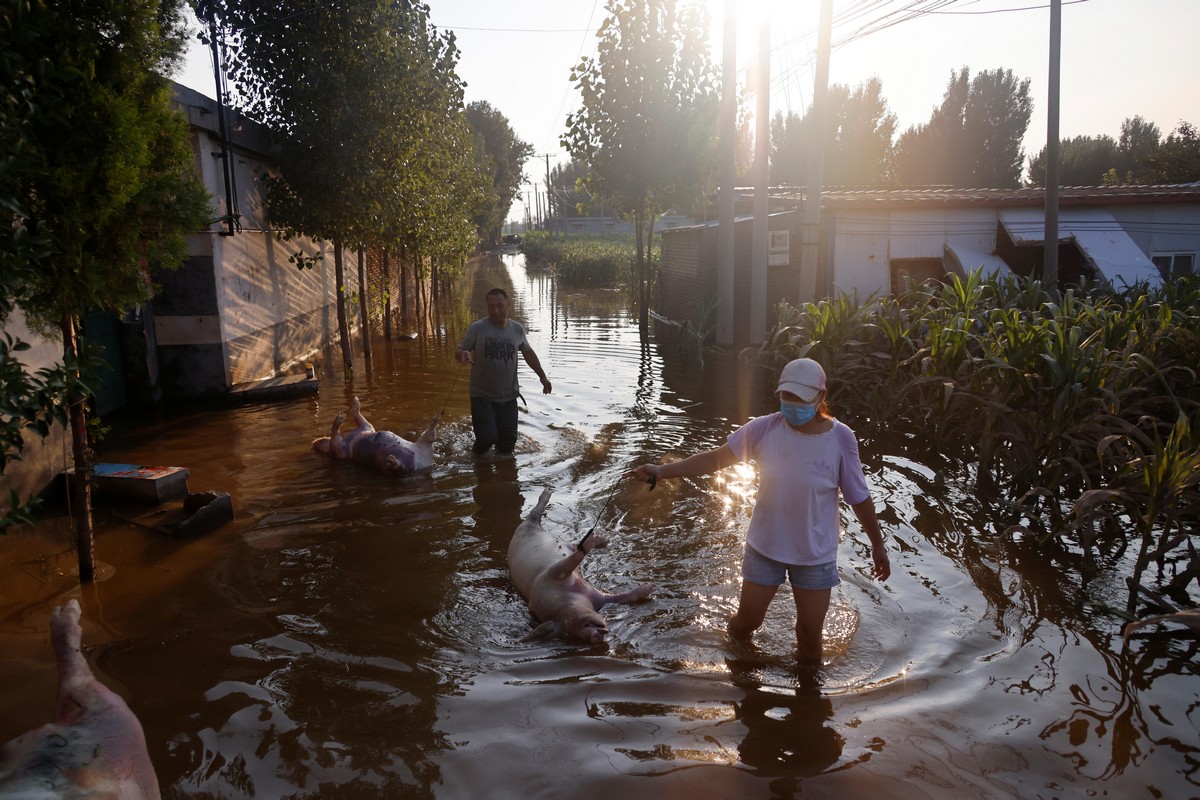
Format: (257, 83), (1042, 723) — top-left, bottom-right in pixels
(604, 222), (615, 231)
(1151, 252), (1196, 278)
(570, 222), (585, 233)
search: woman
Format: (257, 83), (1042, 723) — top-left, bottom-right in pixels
(628, 357), (891, 662)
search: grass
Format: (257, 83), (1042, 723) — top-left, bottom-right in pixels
(519, 230), (657, 286)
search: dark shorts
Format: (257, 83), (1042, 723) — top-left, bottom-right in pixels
(742, 543), (840, 590)
(470, 396), (518, 455)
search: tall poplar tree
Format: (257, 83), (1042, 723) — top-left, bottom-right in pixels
(200, 0), (479, 371)
(1, 0), (210, 575)
(466, 101), (532, 247)
(893, 67), (1031, 188)
(564, 0), (719, 338)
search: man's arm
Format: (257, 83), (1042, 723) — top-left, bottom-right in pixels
(521, 345), (551, 394)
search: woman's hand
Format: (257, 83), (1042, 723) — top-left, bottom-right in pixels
(626, 464), (660, 486)
(871, 548), (891, 582)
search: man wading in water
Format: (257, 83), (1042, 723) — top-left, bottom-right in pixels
(455, 288), (552, 456)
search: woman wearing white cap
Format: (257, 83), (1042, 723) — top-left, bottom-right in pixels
(628, 357), (890, 663)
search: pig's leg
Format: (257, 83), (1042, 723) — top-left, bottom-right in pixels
(349, 396), (375, 433)
(50, 600), (161, 798)
(544, 531), (608, 581)
(417, 414), (440, 444)
(590, 582), (656, 609)
(325, 411), (350, 458)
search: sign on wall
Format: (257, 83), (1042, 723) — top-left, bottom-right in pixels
(769, 230), (790, 266)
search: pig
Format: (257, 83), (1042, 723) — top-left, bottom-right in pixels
(312, 396), (438, 475)
(507, 487), (655, 644)
(0, 600), (160, 799)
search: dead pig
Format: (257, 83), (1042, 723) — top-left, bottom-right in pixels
(507, 487), (654, 644)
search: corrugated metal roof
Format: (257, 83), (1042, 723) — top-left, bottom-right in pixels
(768, 183), (1200, 208)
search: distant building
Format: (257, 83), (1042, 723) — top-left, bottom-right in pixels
(547, 211), (694, 236)
(659, 184), (1200, 344)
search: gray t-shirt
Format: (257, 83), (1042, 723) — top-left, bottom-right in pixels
(458, 318), (529, 402)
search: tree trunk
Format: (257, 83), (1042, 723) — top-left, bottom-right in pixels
(636, 209), (648, 338)
(334, 242), (353, 374)
(357, 246), (371, 359)
(382, 249), (393, 340)
(61, 315), (95, 583)
(400, 245), (410, 325)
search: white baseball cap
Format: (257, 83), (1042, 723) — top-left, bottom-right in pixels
(776, 358), (826, 402)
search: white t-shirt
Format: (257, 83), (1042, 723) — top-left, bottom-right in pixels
(726, 414), (872, 565)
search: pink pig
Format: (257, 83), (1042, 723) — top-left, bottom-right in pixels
(508, 487), (655, 644)
(0, 600), (160, 798)
(313, 396), (438, 475)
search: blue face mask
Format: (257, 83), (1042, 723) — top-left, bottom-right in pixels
(780, 399), (818, 427)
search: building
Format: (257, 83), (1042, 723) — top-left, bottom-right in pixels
(1, 82), (426, 511)
(658, 184), (1200, 344)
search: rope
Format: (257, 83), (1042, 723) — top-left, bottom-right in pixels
(439, 359), (464, 417)
(575, 470), (656, 551)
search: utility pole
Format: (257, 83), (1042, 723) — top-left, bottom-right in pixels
(800, 0), (833, 304)
(1044, 0), (1062, 288)
(537, 154), (554, 232)
(750, 12), (770, 344)
(717, 0), (737, 346)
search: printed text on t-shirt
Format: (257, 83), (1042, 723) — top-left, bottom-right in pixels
(485, 338), (518, 362)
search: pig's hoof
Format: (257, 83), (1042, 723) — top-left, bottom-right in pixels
(351, 396), (361, 413)
(335, 412), (346, 426)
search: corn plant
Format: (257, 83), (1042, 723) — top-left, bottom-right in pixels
(753, 269), (1200, 617)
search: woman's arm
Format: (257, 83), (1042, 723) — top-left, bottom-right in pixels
(851, 498), (891, 581)
(628, 443), (739, 485)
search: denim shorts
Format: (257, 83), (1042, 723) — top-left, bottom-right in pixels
(742, 543), (840, 590)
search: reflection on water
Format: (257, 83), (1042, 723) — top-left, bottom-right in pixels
(0, 253), (1196, 798)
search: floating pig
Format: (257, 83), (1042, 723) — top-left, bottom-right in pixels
(312, 396), (438, 475)
(0, 600), (160, 799)
(508, 487), (654, 644)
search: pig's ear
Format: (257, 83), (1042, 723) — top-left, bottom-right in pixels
(520, 621), (561, 642)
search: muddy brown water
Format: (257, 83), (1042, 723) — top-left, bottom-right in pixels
(1, 254), (1196, 799)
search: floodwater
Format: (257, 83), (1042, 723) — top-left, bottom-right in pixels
(1, 253), (1196, 799)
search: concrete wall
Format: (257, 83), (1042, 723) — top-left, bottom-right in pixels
(1109, 202), (1200, 265)
(157, 86), (357, 399)
(831, 207), (1000, 296)
(659, 213), (802, 343)
(0, 309), (70, 513)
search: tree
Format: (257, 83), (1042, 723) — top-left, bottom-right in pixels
(466, 101), (532, 246)
(1, 0), (210, 575)
(1, 5), (73, 529)
(564, 0), (720, 337)
(1143, 121), (1200, 184)
(894, 67), (1031, 188)
(1118, 115), (1162, 181)
(201, 0), (477, 369)
(1027, 134), (1120, 187)
(771, 78), (896, 187)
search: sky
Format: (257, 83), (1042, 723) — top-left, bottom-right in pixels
(174, 0), (1200, 224)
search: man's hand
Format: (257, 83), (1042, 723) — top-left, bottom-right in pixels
(456, 348), (473, 365)
(540, 376), (552, 394)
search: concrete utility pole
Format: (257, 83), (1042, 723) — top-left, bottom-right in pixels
(1044, 0), (1062, 287)
(716, 0), (737, 346)
(800, 0), (833, 304)
(537, 154), (554, 230)
(750, 13), (770, 344)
